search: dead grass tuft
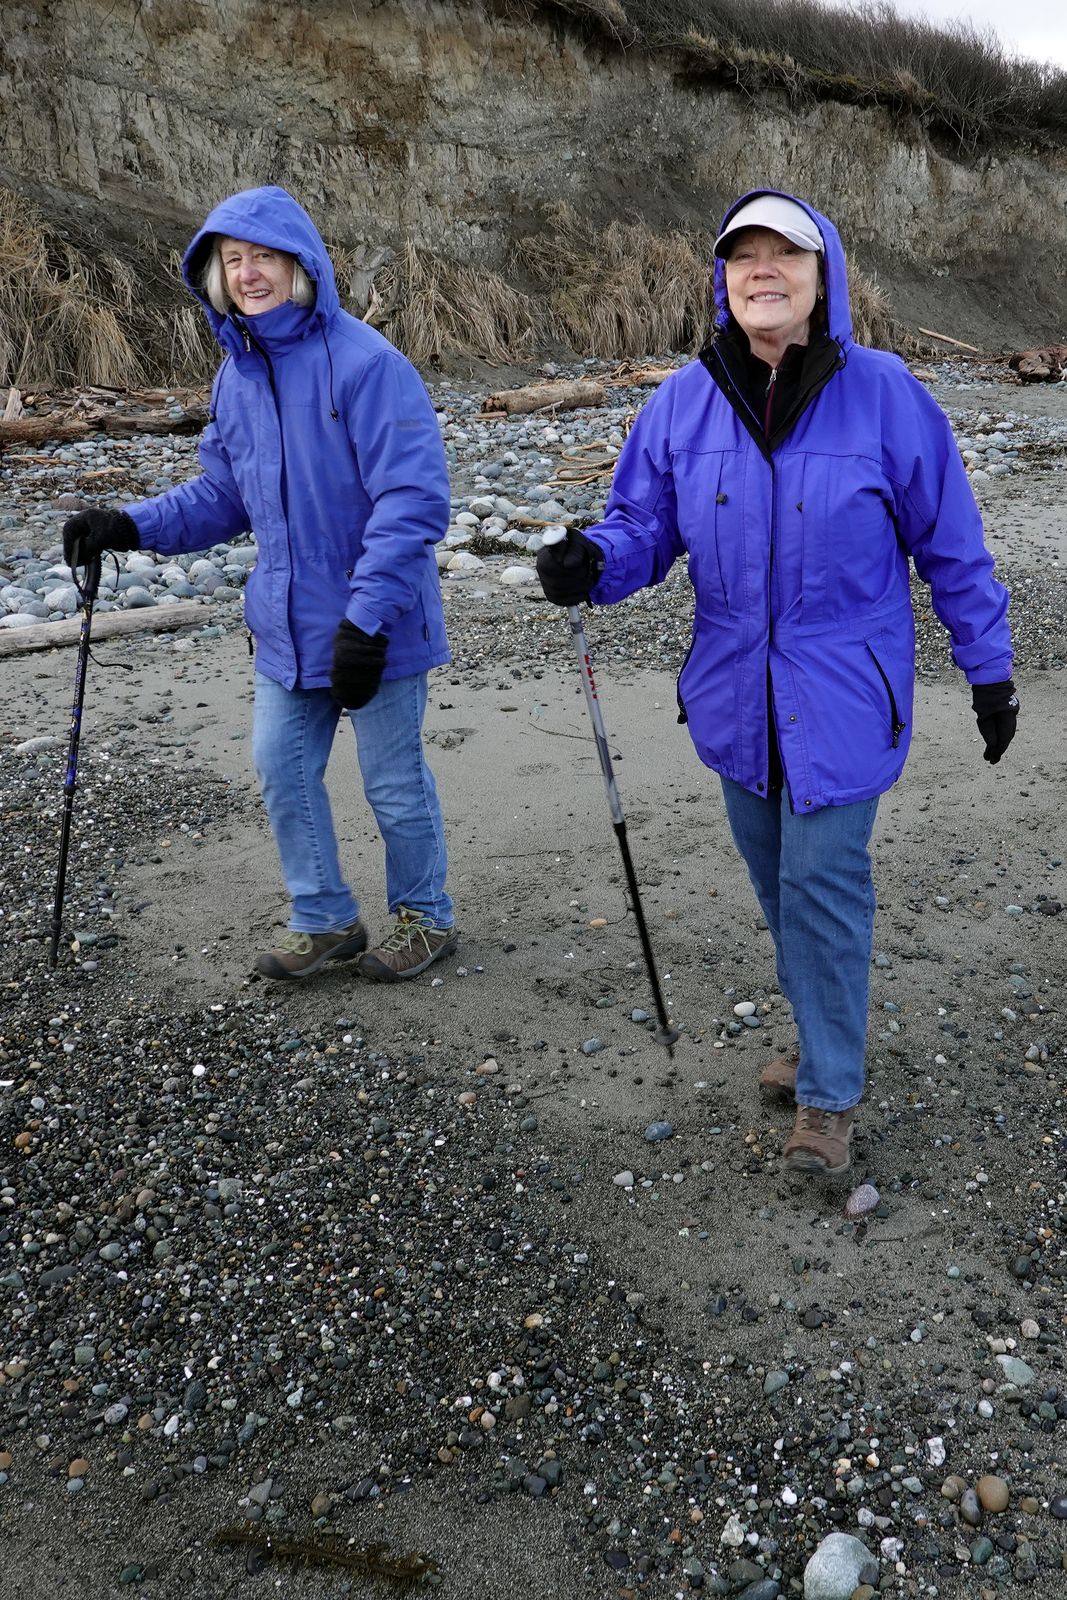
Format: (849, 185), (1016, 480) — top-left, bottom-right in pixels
(372, 242), (536, 366)
(846, 262), (897, 349)
(0, 189), (143, 389)
(518, 203), (715, 357)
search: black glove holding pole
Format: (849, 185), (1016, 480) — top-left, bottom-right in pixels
(62, 508), (140, 569)
(972, 679), (1019, 764)
(331, 620), (387, 710)
(535, 527), (605, 606)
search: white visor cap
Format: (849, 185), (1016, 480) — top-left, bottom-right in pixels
(714, 196), (824, 259)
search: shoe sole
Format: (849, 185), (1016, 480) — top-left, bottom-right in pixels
(252, 931), (367, 981)
(360, 931), (458, 984)
(783, 1149), (851, 1178)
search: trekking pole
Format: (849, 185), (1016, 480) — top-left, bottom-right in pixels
(542, 530), (679, 1056)
(49, 551), (102, 967)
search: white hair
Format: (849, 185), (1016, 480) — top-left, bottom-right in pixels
(201, 239), (315, 315)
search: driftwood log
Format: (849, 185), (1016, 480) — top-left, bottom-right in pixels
(481, 379), (606, 416)
(917, 327), (980, 353)
(0, 405), (209, 448)
(0, 601), (211, 658)
(1009, 345), (1067, 383)
(604, 362), (678, 387)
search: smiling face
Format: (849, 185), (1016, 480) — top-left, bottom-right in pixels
(218, 236), (296, 316)
(724, 226), (821, 363)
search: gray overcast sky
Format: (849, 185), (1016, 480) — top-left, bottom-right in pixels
(851, 0), (1067, 69)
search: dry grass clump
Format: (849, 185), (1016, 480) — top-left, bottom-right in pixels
(0, 191), (219, 390)
(846, 262), (896, 349)
(518, 203), (715, 357)
(143, 248), (218, 385)
(371, 242), (536, 366)
(0, 188), (142, 389)
(158, 302), (218, 385)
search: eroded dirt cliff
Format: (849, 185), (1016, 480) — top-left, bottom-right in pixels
(3, 0), (1066, 346)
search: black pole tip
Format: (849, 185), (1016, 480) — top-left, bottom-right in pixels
(654, 1026), (681, 1056)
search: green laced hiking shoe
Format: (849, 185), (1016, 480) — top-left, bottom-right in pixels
(359, 906), (458, 983)
(252, 921), (367, 980)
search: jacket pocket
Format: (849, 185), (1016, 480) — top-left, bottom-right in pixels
(673, 450), (731, 611)
(865, 640), (906, 749)
(676, 632), (697, 725)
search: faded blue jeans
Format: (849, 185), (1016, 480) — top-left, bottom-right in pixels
(720, 778), (878, 1112)
(252, 671), (452, 934)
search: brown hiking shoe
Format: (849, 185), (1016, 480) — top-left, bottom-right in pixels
(759, 1049), (799, 1105)
(252, 921), (367, 980)
(783, 1104), (856, 1177)
(359, 907), (458, 983)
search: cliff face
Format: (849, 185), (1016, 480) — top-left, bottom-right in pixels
(4, 0), (1066, 344)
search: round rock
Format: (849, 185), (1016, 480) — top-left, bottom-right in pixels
(976, 1474), (1009, 1513)
(802, 1532), (878, 1600)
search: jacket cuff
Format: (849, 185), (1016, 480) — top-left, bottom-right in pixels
(345, 596), (389, 638)
(126, 501), (163, 546)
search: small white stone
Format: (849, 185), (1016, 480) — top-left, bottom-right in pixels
(498, 565), (537, 586)
(447, 551), (485, 573)
(732, 1001), (756, 1017)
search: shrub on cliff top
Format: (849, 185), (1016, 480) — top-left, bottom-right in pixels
(496, 0), (1067, 148)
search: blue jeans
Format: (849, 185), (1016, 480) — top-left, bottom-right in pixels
(252, 672), (452, 934)
(720, 779), (878, 1112)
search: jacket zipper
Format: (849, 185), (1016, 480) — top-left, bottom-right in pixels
(701, 341), (848, 795)
(866, 644), (906, 747)
(695, 347), (778, 780)
(763, 366), (777, 436)
(235, 315), (297, 670)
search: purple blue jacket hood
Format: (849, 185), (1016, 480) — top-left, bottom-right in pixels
(712, 189), (854, 350)
(583, 190), (1012, 811)
(126, 185), (450, 690)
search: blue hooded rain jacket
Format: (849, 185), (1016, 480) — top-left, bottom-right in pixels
(584, 191), (1012, 812)
(127, 186), (450, 689)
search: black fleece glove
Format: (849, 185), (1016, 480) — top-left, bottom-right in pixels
(535, 529), (605, 607)
(62, 508), (140, 568)
(972, 679), (1019, 764)
(331, 620), (387, 710)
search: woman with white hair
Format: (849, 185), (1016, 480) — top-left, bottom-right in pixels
(63, 186), (457, 983)
(537, 189), (1016, 1179)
